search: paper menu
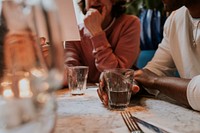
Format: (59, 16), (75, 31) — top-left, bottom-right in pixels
(56, 0), (81, 41)
(35, 0), (81, 41)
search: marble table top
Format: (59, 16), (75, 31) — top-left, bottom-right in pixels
(54, 86), (200, 133)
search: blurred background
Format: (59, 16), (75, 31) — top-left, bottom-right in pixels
(125, 0), (167, 68)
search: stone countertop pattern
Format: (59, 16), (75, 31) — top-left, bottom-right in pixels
(54, 87), (200, 133)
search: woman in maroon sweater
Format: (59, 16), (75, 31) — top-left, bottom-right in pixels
(64, 0), (140, 83)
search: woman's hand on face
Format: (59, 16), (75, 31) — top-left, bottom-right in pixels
(84, 6), (106, 36)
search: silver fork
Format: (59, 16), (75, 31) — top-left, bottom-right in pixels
(121, 111), (144, 133)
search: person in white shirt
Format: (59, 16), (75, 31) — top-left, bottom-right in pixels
(97, 0), (200, 111)
(134, 0), (200, 111)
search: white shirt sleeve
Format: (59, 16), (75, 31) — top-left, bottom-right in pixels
(187, 75), (200, 111)
(144, 13), (177, 77)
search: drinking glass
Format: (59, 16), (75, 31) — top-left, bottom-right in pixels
(0, 0), (63, 133)
(67, 66), (89, 95)
(101, 68), (135, 110)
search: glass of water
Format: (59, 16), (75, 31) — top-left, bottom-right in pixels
(67, 66), (89, 95)
(101, 68), (135, 110)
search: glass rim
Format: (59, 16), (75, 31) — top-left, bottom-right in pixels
(103, 68), (134, 73)
(67, 66), (89, 69)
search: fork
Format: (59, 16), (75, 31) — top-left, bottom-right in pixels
(121, 111), (144, 133)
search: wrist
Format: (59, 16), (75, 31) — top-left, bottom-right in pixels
(150, 76), (159, 89)
(90, 29), (103, 36)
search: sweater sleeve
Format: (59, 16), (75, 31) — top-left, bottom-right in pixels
(90, 15), (140, 72)
(187, 75), (200, 111)
(64, 41), (82, 66)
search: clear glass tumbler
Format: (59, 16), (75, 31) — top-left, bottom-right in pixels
(101, 68), (135, 110)
(67, 66), (89, 95)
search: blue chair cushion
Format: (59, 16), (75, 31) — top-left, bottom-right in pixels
(136, 50), (155, 69)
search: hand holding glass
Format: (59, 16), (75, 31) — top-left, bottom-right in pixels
(101, 68), (135, 110)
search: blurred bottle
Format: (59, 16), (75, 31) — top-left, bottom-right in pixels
(0, 0), (64, 132)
